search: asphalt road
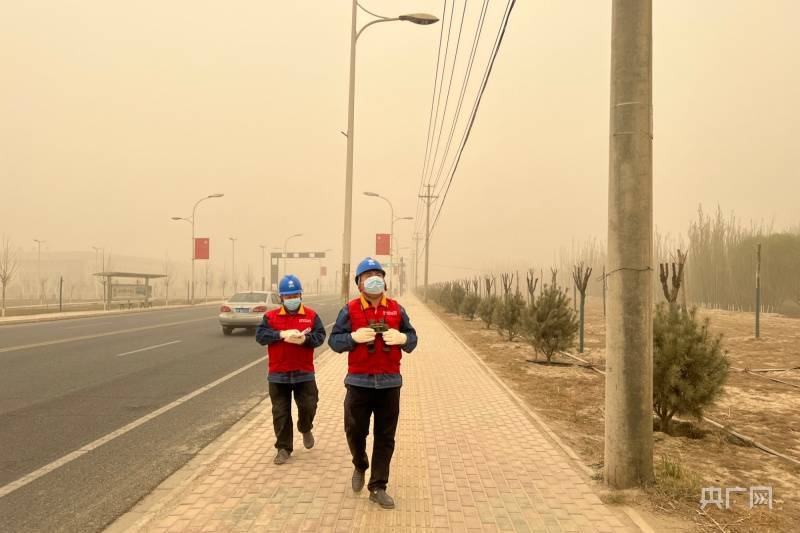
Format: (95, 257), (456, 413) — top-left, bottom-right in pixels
(0, 296), (345, 533)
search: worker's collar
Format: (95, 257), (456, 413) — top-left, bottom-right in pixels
(278, 303), (306, 315)
(359, 293), (387, 309)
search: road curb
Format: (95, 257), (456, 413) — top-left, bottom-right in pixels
(105, 348), (337, 532)
(425, 303), (657, 533)
(0, 301), (224, 326)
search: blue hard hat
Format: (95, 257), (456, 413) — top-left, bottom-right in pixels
(354, 257), (386, 284)
(278, 274), (303, 295)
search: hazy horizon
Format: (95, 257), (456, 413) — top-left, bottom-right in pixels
(3, 1), (798, 283)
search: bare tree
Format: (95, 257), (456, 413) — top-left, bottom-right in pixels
(0, 236), (20, 317)
(483, 275), (495, 298)
(500, 273), (514, 298)
(658, 248), (688, 309)
(526, 269), (539, 304)
(571, 262), (593, 353)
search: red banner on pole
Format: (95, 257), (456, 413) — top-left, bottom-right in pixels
(194, 238), (210, 260)
(320, 266), (327, 277)
(375, 233), (390, 256)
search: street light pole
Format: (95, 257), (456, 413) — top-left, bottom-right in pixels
(392, 216), (413, 259)
(338, 4), (439, 304)
(92, 245), (106, 309)
(363, 191), (393, 265)
(259, 245), (267, 291)
(91, 246), (100, 300)
(190, 194), (223, 305)
(173, 193), (224, 305)
(33, 239), (45, 304)
(363, 191), (414, 293)
(229, 237), (237, 292)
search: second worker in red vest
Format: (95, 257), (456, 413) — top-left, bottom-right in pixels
(328, 257), (418, 509)
(256, 274), (326, 465)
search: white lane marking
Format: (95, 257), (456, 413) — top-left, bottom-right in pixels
(0, 353), (268, 500)
(0, 316), (215, 354)
(0, 319), (337, 499)
(116, 340), (182, 357)
(62, 321), (112, 330)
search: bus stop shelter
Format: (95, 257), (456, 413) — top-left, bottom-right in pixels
(92, 272), (166, 309)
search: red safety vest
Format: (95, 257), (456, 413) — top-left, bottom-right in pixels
(264, 305), (317, 374)
(346, 295), (403, 375)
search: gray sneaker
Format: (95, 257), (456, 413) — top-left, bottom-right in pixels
(302, 431), (315, 449)
(351, 468), (365, 492)
(273, 449), (290, 465)
(369, 488), (395, 509)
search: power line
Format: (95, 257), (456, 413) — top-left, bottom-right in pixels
(429, 0), (516, 238)
(421, 1), (457, 188)
(417, 0), (448, 202)
(430, 0), (490, 192)
(415, 0), (450, 238)
(424, 0), (468, 189)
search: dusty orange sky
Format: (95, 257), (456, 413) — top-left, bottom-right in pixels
(2, 1), (798, 282)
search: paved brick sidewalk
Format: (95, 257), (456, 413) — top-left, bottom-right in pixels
(110, 296), (643, 532)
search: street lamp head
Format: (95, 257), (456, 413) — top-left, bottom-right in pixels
(171, 216), (182, 221)
(363, 191), (379, 197)
(208, 193), (224, 198)
(398, 216), (414, 221)
(292, 233), (303, 238)
(399, 13), (439, 25)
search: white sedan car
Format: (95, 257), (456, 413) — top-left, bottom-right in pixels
(218, 291), (281, 335)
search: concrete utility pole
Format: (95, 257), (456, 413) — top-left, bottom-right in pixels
(413, 232), (422, 290)
(419, 184), (438, 302)
(605, 0), (654, 489)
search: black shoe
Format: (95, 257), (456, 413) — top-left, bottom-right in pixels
(273, 449), (290, 465)
(302, 431), (315, 449)
(369, 488), (395, 509)
(351, 468), (365, 492)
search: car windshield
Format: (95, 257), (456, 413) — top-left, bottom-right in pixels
(228, 292), (267, 303)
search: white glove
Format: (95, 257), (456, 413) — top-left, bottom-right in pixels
(285, 334), (306, 345)
(279, 329), (301, 340)
(351, 327), (377, 344)
(383, 328), (408, 346)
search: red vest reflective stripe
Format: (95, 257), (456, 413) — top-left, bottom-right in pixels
(346, 297), (403, 375)
(265, 307), (317, 373)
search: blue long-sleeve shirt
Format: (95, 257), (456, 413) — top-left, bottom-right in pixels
(328, 296), (417, 389)
(256, 306), (326, 384)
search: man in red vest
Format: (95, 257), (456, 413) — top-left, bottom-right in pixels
(328, 257), (418, 509)
(256, 274), (326, 465)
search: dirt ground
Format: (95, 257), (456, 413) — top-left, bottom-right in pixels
(428, 296), (799, 532)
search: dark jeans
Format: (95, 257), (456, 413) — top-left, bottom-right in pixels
(344, 384), (401, 491)
(268, 380), (319, 453)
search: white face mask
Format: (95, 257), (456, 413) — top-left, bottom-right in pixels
(283, 297), (302, 311)
(363, 276), (385, 295)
